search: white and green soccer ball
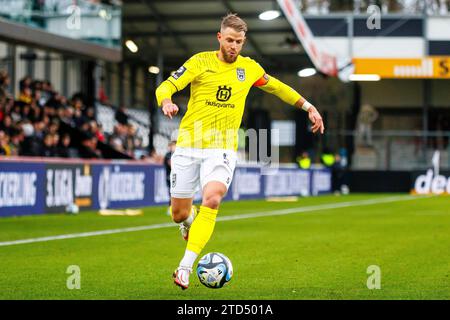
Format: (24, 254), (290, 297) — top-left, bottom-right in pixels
(196, 252), (233, 289)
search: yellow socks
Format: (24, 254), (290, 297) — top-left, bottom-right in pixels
(186, 206), (218, 255)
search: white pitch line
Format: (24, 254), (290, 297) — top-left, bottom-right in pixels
(0, 195), (428, 247)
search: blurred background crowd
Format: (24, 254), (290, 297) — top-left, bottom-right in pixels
(302, 0), (449, 14)
(0, 69), (158, 161)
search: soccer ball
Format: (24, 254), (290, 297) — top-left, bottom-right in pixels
(66, 203), (79, 214)
(196, 252), (233, 289)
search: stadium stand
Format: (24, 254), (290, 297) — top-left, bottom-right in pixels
(0, 70), (147, 160)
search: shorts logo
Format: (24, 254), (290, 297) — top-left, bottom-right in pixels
(226, 177), (230, 184)
(237, 68), (245, 81)
(223, 153), (231, 169)
(171, 173), (176, 188)
(172, 66), (186, 80)
(223, 153), (229, 164)
(216, 86), (232, 102)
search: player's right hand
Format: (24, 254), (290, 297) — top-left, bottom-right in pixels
(162, 102), (179, 119)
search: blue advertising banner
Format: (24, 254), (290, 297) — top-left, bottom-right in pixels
(91, 163), (154, 210)
(311, 168), (332, 195)
(263, 168), (311, 197)
(0, 162), (46, 216)
(227, 167), (264, 201)
(45, 163), (94, 213)
(0, 159), (331, 217)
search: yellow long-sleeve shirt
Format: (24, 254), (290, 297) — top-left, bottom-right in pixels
(156, 51), (302, 150)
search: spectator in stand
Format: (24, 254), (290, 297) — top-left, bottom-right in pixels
(10, 102), (22, 122)
(124, 123), (138, 156)
(18, 86), (33, 105)
(48, 120), (60, 136)
(53, 134), (60, 152)
(40, 80), (54, 105)
(30, 100), (42, 123)
(97, 123), (105, 142)
(141, 147), (164, 164)
(33, 121), (45, 140)
(0, 130), (9, 155)
(115, 105), (129, 125)
(41, 114), (51, 128)
(0, 114), (14, 136)
(85, 106), (96, 121)
(109, 135), (125, 153)
(57, 134), (70, 158)
(20, 119), (37, 156)
(19, 76), (32, 93)
(60, 106), (75, 126)
(72, 97), (84, 113)
(109, 123), (127, 150)
(58, 134), (79, 158)
(56, 105), (65, 120)
(132, 135), (145, 159)
(80, 134), (102, 159)
(0, 70), (140, 159)
(21, 104), (33, 120)
(0, 100), (4, 123)
(89, 120), (105, 143)
(32, 88), (45, 108)
(0, 70), (11, 100)
(41, 134), (57, 157)
(98, 77), (109, 104)
(73, 108), (87, 127)
(4, 95), (14, 113)
(9, 129), (24, 156)
(25, 132), (43, 156)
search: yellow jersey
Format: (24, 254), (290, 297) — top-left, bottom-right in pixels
(157, 51), (266, 151)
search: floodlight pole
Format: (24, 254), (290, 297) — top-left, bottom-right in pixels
(347, 14), (353, 59)
(148, 27), (164, 154)
(156, 28), (163, 86)
(347, 13), (359, 169)
(422, 9), (429, 166)
(7, 44), (16, 97)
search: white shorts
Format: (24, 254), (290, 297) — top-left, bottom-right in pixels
(170, 147), (237, 199)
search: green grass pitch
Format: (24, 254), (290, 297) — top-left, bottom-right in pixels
(0, 194), (449, 300)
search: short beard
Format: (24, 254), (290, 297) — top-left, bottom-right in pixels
(221, 46), (238, 63)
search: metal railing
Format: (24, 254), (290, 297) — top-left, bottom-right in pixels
(327, 130), (450, 170)
(0, 0), (121, 49)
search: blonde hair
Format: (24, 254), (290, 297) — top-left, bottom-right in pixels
(221, 13), (247, 33)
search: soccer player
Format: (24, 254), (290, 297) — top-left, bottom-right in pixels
(155, 13), (325, 290)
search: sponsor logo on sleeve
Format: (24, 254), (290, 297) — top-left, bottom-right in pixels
(172, 66), (187, 80)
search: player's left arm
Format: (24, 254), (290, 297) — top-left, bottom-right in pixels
(254, 74), (325, 134)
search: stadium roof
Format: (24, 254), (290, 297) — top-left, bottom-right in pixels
(122, 0), (312, 73)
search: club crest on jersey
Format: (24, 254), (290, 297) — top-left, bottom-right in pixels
(236, 68), (245, 81)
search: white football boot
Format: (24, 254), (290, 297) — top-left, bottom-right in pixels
(173, 266), (192, 290)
